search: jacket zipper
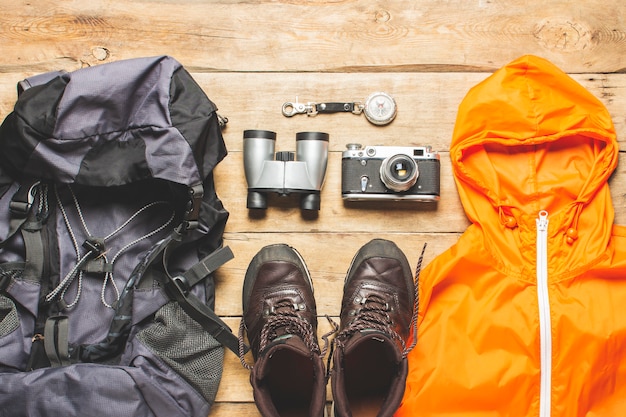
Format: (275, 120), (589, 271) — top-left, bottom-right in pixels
(536, 210), (551, 417)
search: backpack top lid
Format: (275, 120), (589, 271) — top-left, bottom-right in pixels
(0, 56), (227, 188)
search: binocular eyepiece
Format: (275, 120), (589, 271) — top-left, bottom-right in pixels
(243, 130), (329, 210)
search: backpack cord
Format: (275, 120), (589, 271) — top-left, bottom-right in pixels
(46, 185), (175, 309)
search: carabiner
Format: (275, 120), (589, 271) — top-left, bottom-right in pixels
(282, 98), (317, 117)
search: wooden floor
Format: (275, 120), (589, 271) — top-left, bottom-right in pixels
(1, 1), (626, 416)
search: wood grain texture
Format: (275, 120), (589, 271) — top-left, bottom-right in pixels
(0, 0), (625, 73)
(0, 1), (625, 416)
(1, 72), (625, 150)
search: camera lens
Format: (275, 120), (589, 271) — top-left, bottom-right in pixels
(379, 154), (419, 192)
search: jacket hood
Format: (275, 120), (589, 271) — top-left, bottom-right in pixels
(451, 55), (618, 273)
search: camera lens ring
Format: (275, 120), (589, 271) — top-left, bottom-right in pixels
(379, 154), (419, 192)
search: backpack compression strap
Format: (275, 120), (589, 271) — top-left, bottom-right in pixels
(162, 245), (245, 355)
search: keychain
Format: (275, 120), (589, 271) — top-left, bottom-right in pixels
(282, 92), (397, 126)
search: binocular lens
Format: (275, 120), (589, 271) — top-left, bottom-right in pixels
(380, 154), (419, 192)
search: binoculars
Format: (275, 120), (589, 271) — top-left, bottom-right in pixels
(243, 130), (329, 210)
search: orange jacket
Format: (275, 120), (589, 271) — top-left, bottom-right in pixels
(397, 55), (626, 417)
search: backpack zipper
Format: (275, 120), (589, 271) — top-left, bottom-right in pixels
(536, 210), (551, 417)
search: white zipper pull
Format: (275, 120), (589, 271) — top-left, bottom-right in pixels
(537, 210), (549, 233)
(536, 210), (551, 417)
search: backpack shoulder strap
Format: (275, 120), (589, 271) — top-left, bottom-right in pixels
(0, 180), (40, 249)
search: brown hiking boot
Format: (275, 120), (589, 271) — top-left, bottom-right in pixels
(331, 239), (416, 417)
(240, 244), (327, 417)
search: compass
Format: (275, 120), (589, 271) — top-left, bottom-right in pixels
(363, 92), (397, 126)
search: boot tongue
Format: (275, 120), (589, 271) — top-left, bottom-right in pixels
(255, 335), (311, 378)
(344, 330), (403, 363)
(265, 334), (311, 356)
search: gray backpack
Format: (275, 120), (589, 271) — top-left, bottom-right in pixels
(0, 56), (239, 417)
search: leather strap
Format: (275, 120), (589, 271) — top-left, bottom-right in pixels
(315, 102), (358, 114)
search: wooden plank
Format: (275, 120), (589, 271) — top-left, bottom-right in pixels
(208, 404), (264, 417)
(210, 403), (333, 417)
(0, 0), (624, 73)
(197, 72), (626, 152)
(1, 72), (624, 150)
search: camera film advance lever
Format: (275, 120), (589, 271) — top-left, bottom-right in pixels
(282, 92), (397, 126)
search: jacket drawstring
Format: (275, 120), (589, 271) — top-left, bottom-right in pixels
(499, 205), (518, 229)
(565, 202), (583, 245)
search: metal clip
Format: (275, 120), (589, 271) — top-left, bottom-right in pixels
(353, 102), (365, 115)
(282, 97), (318, 117)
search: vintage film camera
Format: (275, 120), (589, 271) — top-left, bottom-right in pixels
(341, 144), (440, 201)
(243, 130), (329, 210)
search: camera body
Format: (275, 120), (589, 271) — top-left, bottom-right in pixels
(243, 130), (329, 210)
(341, 144), (440, 201)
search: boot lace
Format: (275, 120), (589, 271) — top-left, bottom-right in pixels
(335, 293), (407, 352)
(332, 242), (427, 360)
(238, 298), (330, 370)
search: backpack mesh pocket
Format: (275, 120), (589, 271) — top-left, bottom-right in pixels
(0, 295), (18, 337)
(136, 301), (224, 403)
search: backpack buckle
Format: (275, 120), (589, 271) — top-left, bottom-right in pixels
(9, 181), (40, 217)
(182, 184), (203, 231)
(9, 201), (31, 216)
(171, 275), (190, 296)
